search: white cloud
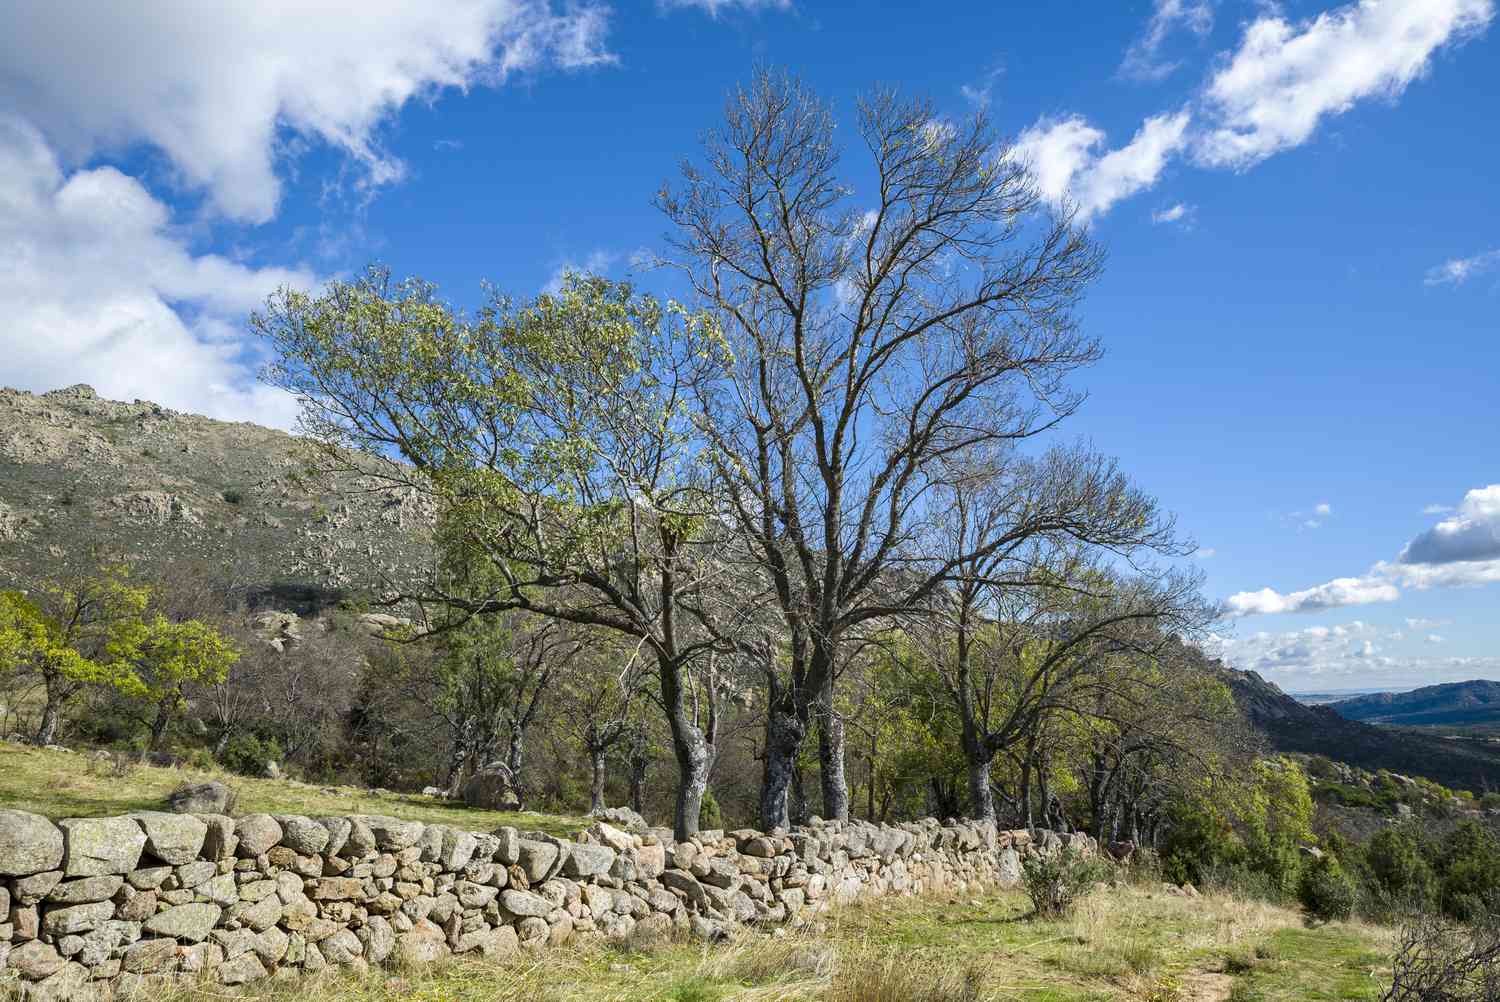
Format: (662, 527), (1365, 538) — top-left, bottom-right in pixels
(1207, 621), (1500, 685)
(542, 249), (621, 294)
(658, 0), (790, 15)
(1399, 485), (1500, 565)
(1015, 109), (1191, 221)
(1405, 617), (1451, 630)
(1426, 248), (1500, 286)
(1194, 547), (1217, 559)
(1315, 502), (1333, 516)
(1423, 504), (1455, 515)
(960, 67), (1005, 111)
(1426, 633), (1445, 644)
(1225, 576), (1399, 616)
(1151, 202), (1195, 225)
(0, 117), (315, 426)
(1121, 0), (1215, 82)
(0, 0), (615, 223)
(1196, 0), (1495, 169)
(1228, 484), (1500, 617)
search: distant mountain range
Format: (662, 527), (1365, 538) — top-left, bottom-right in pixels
(1328, 680), (1500, 728)
(1216, 665), (1500, 793)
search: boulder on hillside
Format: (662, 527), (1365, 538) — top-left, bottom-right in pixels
(167, 781), (235, 815)
(588, 805), (647, 831)
(462, 764), (520, 811)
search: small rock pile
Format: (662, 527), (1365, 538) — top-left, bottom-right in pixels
(0, 807), (1091, 999)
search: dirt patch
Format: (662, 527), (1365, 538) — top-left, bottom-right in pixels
(1177, 971), (1233, 1001)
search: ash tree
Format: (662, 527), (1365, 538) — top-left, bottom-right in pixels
(902, 454), (1208, 825)
(658, 68), (1109, 827)
(257, 272), (746, 839)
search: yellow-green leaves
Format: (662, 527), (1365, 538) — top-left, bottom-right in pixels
(112, 616), (240, 705)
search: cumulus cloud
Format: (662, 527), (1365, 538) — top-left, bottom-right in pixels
(0, 117), (315, 427)
(1207, 621), (1500, 685)
(1398, 485), (1500, 565)
(1196, 0), (1494, 169)
(1120, 0), (1215, 82)
(1227, 484), (1500, 617)
(1225, 576), (1400, 617)
(1426, 248), (1500, 286)
(0, 0), (615, 223)
(1015, 110), (1191, 221)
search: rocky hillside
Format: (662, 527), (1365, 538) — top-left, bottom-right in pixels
(1329, 679), (1500, 728)
(0, 384), (433, 607)
(1219, 665), (1500, 793)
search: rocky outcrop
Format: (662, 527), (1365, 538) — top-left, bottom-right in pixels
(0, 806), (1089, 996)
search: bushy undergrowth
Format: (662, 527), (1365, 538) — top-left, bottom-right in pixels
(1021, 845), (1107, 918)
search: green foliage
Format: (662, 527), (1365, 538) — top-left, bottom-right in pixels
(1299, 854), (1358, 922)
(220, 733), (285, 777)
(698, 788), (723, 831)
(1160, 795), (1241, 887)
(1436, 821), (1500, 923)
(111, 616), (239, 705)
(1020, 846), (1105, 918)
(1365, 826), (1435, 910)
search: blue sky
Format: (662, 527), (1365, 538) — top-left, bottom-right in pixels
(1, 0), (1496, 690)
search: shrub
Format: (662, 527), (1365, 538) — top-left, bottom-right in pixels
(1438, 822), (1500, 923)
(1021, 845), (1104, 919)
(699, 789), (723, 830)
(219, 732), (283, 777)
(1384, 911), (1500, 1001)
(1367, 826), (1435, 911)
(221, 487), (245, 504)
(1300, 855), (1358, 922)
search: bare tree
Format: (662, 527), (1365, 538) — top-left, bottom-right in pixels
(659, 69), (1106, 827)
(1385, 910), (1500, 1002)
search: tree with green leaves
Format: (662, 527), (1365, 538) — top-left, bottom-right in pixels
(113, 616), (240, 751)
(258, 270), (745, 839)
(1, 563), (150, 746)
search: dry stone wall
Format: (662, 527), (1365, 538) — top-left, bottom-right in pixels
(0, 807), (1093, 1000)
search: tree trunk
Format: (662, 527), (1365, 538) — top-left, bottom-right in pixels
(966, 753), (996, 823)
(506, 727), (526, 810)
(660, 652), (715, 841)
(628, 731), (649, 815)
(815, 682), (849, 822)
(760, 697), (805, 831)
(589, 743), (608, 815)
(148, 700), (173, 752)
(34, 682), (64, 746)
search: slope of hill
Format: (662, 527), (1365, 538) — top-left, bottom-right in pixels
(0, 384), (433, 606)
(1220, 666), (1500, 793)
(1329, 679), (1500, 727)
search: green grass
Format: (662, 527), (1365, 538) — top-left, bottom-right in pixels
(0, 741), (584, 835)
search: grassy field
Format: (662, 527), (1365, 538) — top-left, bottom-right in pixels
(89, 882), (1393, 1002)
(0, 741), (585, 836)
